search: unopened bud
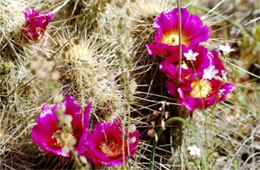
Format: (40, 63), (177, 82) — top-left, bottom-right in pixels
(151, 121), (155, 128)
(161, 119), (166, 130)
(153, 111), (159, 116)
(147, 129), (155, 137)
(128, 124), (136, 133)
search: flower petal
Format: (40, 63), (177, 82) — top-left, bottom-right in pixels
(84, 102), (92, 129)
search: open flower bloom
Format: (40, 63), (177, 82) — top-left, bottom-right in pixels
(147, 8), (210, 57)
(24, 8), (55, 41)
(31, 95), (92, 157)
(176, 72), (235, 111)
(81, 119), (139, 166)
(162, 49), (235, 111)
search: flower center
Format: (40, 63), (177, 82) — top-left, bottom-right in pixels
(51, 131), (74, 148)
(190, 79), (212, 98)
(161, 33), (189, 46)
(162, 34), (179, 45)
(100, 140), (122, 157)
(35, 27), (44, 38)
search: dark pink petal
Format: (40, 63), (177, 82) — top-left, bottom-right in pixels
(177, 88), (195, 111)
(128, 130), (140, 157)
(204, 81), (234, 108)
(77, 130), (91, 155)
(177, 88), (204, 111)
(165, 80), (178, 97)
(219, 83), (235, 101)
(24, 8), (38, 22)
(146, 43), (171, 57)
(31, 111), (70, 157)
(64, 95), (81, 115)
(191, 46), (213, 72)
(211, 50), (225, 75)
(160, 60), (193, 80)
(160, 45), (195, 80)
(160, 60), (179, 79)
(41, 104), (56, 117)
(32, 114), (57, 140)
(64, 95), (84, 140)
(204, 92), (221, 108)
(154, 28), (167, 43)
(187, 26), (210, 47)
(153, 11), (178, 32)
(84, 103), (92, 129)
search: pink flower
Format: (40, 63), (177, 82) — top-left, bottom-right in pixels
(176, 73), (235, 111)
(23, 8), (55, 41)
(80, 119), (139, 166)
(31, 95), (92, 157)
(163, 50), (235, 111)
(146, 8), (210, 57)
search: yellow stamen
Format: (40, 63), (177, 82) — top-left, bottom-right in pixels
(51, 131), (74, 147)
(63, 133), (74, 145)
(190, 79), (212, 98)
(100, 140), (121, 157)
(36, 27), (43, 36)
(162, 34), (179, 45)
(161, 33), (189, 46)
(180, 61), (188, 69)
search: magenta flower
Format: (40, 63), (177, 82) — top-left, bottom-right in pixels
(163, 50), (235, 111)
(80, 119), (139, 166)
(176, 72), (235, 111)
(31, 95), (92, 157)
(23, 8), (55, 41)
(146, 8), (210, 57)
